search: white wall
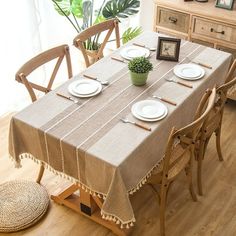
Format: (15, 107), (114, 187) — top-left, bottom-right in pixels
(139, 0), (155, 31)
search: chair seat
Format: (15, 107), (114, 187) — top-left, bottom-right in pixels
(148, 144), (191, 184)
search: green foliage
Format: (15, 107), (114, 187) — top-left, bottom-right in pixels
(128, 57), (153, 74)
(53, 0), (83, 18)
(51, 0), (141, 49)
(122, 27), (142, 44)
(102, 0), (140, 19)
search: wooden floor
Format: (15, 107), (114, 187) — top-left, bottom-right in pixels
(1, 100), (236, 236)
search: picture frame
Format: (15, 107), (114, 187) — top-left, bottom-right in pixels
(215, 0), (234, 10)
(156, 37), (181, 62)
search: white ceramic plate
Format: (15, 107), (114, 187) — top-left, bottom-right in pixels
(174, 63), (205, 80)
(131, 100), (168, 122)
(68, 79), (102, 98)
(132, 106), (168, 122)
(72, 79), (98, 95)
(133, 100), (166, 119)
(120, 46), (150, 60)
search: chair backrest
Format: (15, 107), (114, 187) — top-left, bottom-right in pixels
(225, 59), (236, 83)
(225, 59), (236, 100)
(15, 44), (73, 102)
(73, 19), (120, 67)
(217, 59), (236, 105)
(162, 88), (216, 178)
(205, 59), (236, 117)
(195, 59), (236, 123)
(214, 75), (236, 111)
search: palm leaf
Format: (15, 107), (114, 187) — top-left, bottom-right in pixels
(102, 0), (140, 19)
(52, 0), (83, 18)
(93, 15), (106, 25)
(71, 0), (83, 18)
(122, 26), (142, 44)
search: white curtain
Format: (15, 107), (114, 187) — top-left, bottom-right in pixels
(0, 0), (80, 116)
(0, 1), (42, 115)
(0, 0), (140, 116)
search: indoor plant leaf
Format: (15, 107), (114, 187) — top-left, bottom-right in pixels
(102, 0), (140, 19)
(53, 0), (71, 16)
(71, 0), (83, 18)
(52, 0), (83, 17)
(122, 26), (142, 44)
(93, 15), (106, 25)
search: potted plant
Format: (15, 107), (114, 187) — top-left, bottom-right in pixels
(128, 57), (153, 86)
(51, 0), (142, 50)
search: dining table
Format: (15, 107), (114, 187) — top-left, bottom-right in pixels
(9, 31), (232, 235)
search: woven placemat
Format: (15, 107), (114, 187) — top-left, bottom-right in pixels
(0, 180), (50, 232)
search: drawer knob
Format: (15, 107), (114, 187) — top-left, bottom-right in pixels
(210, 28), (225, 35)
(168, 16), (178, 24)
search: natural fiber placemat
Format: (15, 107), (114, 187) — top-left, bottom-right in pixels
(0, 180), (49, 232)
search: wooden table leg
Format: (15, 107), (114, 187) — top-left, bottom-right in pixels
(51, 183), (131, 236)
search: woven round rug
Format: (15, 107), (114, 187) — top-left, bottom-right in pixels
(0, 180), (49, 232)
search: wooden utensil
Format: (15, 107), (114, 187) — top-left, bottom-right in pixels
(111, 57), (127, 63)
(133, 43), (156, 51)
(196, 62), (212, 69)
(83, 74), (109, 85)
(120, 118), (151, 131)
(165, 78), (193, 88)
(56, 93), (80, 104)
(152, 95), (177, 106)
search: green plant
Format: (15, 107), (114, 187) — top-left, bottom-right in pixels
(122, 27), (142, 44)
(51, 0), (141, 49)
(128, 57), (153, 74)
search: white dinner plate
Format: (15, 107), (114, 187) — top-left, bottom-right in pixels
(174, 63), (205, 80)
(133, 100), (166, 119)
(131, 100), (168, 122)
(68, 79), (102, 98)
(120, 46), (150, 60)
(72, 79), (98, 95)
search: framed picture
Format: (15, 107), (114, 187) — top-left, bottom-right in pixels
(156, 37), (181, 62)
(215, 0), (234, 10)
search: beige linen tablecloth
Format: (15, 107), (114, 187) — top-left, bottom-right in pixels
(9, 32), (232, 228)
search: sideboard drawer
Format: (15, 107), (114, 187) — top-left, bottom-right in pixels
(157, 7), (190, 33)
(192, 17), (236, 44)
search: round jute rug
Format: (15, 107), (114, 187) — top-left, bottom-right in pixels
(0, 180), (50, 232)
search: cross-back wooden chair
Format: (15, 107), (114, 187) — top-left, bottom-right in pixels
(73, 19), (120, 67)
(146, 88), (216, 236)
(15, 44), (73, 102)
(196, 59), (236, 195)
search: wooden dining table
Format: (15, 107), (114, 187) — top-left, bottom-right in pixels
(9, 32), (232, 235)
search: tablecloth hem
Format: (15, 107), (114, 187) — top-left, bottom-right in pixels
(9, 153), (137, 228)
(101, 209), (136, 229)
(9, 153), (107, 200)
(127, 159), (163, 195)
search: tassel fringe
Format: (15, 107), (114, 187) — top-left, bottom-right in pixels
(9, 152), (163, 228)
(9, 153), (106, 200)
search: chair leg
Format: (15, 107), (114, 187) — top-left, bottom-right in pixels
(202, 137), (210, 160)
(36, 162), (45, 184)
(160, 183), (168, 236)
(197, 154), (203, 196)
(215, 126), (224, 162)
(197, 136), (210, 196)
(185, 162), (197, 201)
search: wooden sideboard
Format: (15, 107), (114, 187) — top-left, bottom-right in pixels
(153, 0), (236, 99)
